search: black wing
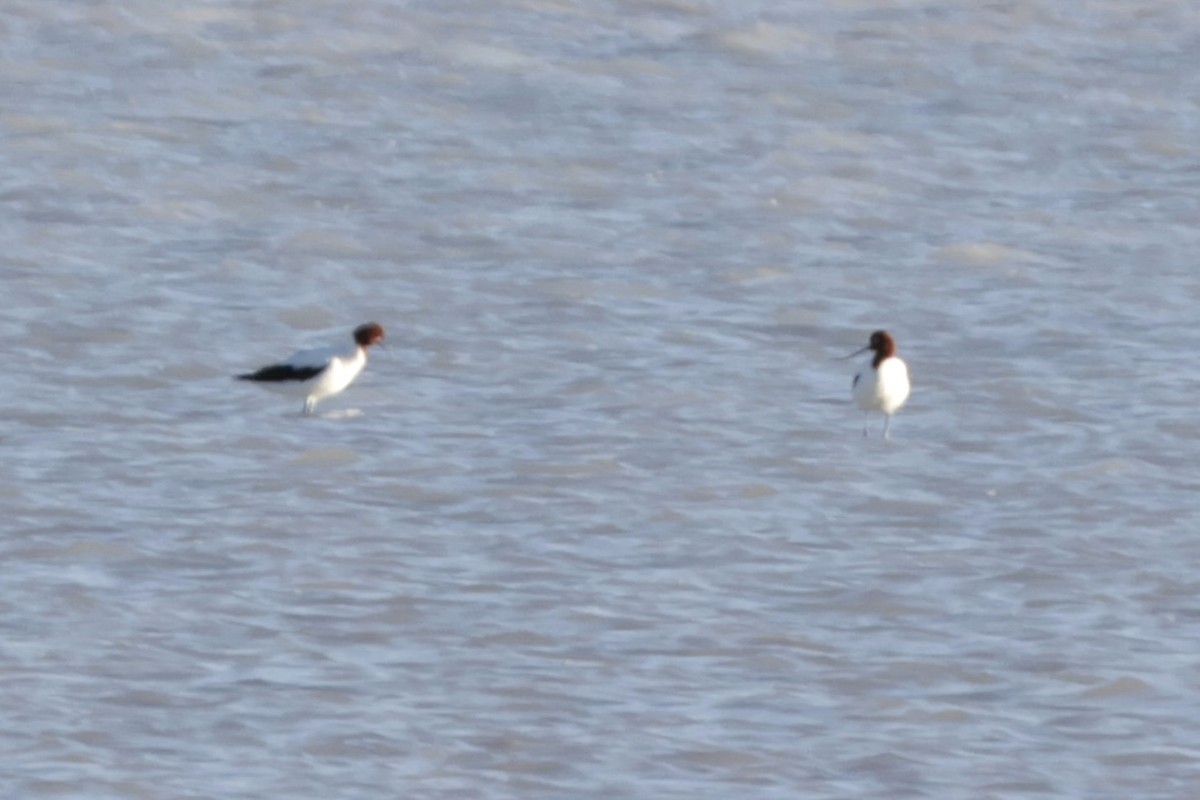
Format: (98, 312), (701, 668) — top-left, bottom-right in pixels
(237, 363), (327, 382)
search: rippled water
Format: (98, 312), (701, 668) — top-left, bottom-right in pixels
(4, 1), (1200, 797)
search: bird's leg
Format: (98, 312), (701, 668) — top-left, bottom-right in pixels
(303, 398), (316, 416)
(883, 415), (892, 441)
(862, 413), (870, 437)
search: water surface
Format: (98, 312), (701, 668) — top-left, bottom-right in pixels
(3, 1), (1200, 797)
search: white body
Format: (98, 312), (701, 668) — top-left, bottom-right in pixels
(853, 356), (910, 437)
(259, 342), (368, 413)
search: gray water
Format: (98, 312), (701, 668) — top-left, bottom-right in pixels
(4, 1), (1200, 797)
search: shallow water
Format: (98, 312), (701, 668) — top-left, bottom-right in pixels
(3, 1), (1200, 797)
